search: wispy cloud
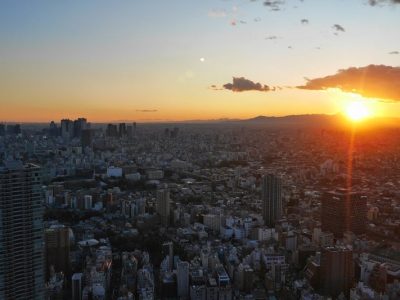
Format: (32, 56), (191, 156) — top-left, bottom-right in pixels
(332, 24), (345, 32)
(301, 18), (309, 25)
(208, 9), (227, 18)
(263, 0), (286, 11)
(368, 0), (400, 6)
(136, 109), (158, 113)
(265, 35), (279, 40)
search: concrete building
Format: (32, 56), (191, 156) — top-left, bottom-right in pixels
(322, 189), (367, 237)
(0, 162), (45, 299)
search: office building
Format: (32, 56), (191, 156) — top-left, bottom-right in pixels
(321, 247), (354, 298)
(45, 226), (70, 280)
(73, 118), (87, 138)
(262, 174), (282, 227)
(321, 188), (367, 237)
(118, 123), (127, 137)
(106, 124), (118, 137)
(0, 161), (44, 299)
(61, 119), (74, 140)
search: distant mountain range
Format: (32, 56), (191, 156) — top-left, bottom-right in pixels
(9, 114), (400, 129)
(228, 114), (400, 128)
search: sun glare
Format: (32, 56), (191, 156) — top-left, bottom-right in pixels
(345, 101), (371, 122)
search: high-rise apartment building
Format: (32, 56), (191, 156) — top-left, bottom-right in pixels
(321, 188), (367, 237)
(157, 187), (170, 227)
(262, 174), (282, 227)
(0, 161), (44, 299)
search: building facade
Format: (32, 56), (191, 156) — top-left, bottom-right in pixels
(0, 162), (44, 299)
(262, 174), (282, 227)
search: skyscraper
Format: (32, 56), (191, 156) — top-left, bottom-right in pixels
(162, 241), (174, 271)
(177, 261), (189, 299)
(45, 226), (71, 280)
(0, 161), (44, 299)
(321, 188), (367, 237)
(157, 186), (170, 227)
(320, 247), (354, 298)
(306, 246), (354, 298)
(61, 119), (73, 140)
(262, 174), (282, 227)
(71, 273), (83, 300)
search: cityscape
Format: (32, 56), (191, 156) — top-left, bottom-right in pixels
(1, 1), (400, 300)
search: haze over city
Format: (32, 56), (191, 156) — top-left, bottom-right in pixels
(1, 1), (400, 300)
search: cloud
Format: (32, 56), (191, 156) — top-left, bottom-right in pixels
(389, 51), (399, 55)
(136, 109), (158, 113)
(263, 1), (286, 11)
(208, 9), (227, 18)
(297, 65), (400, 101)
(301, 19), (309, 25)
(209, 85), (223, 91)
(223, 77), (272, 92)
(332, 24), (345, 32)
(368, 0), (400, 6)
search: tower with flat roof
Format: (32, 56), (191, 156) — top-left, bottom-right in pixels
(0, 162), (44, 299)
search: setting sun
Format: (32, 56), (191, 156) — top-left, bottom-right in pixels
(345, 101), (371, 122)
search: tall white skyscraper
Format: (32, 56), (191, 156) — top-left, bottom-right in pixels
(157, 186), (170, 226)
(262, 174), (282, 227)
(177, 261), (189, 299)
(0, 162), (44, 299)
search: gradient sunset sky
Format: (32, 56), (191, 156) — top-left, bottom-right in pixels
(1, 0), (399, 122)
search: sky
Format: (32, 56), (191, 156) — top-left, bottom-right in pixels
(0, 0), (399, 122)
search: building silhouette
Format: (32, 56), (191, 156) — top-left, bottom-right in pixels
(45, 226), (71, 280)
(321, 188), (367, 237)
(321, 247), (354, 297)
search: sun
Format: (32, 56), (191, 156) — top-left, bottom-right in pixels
(345, 101), (371, 122)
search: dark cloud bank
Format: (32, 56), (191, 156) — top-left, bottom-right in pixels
(223, 77), (273, 92)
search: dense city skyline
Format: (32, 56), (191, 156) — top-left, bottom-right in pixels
(1, 1), (400, 299)
(1, 1), (400, 122)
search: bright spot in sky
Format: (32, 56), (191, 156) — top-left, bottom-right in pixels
(200, 57), (205, 62)
(345, 101), (371, 122)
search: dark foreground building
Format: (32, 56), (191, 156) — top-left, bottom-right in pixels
(321, 188), (367, 237)
(0, 161), (44, 299)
